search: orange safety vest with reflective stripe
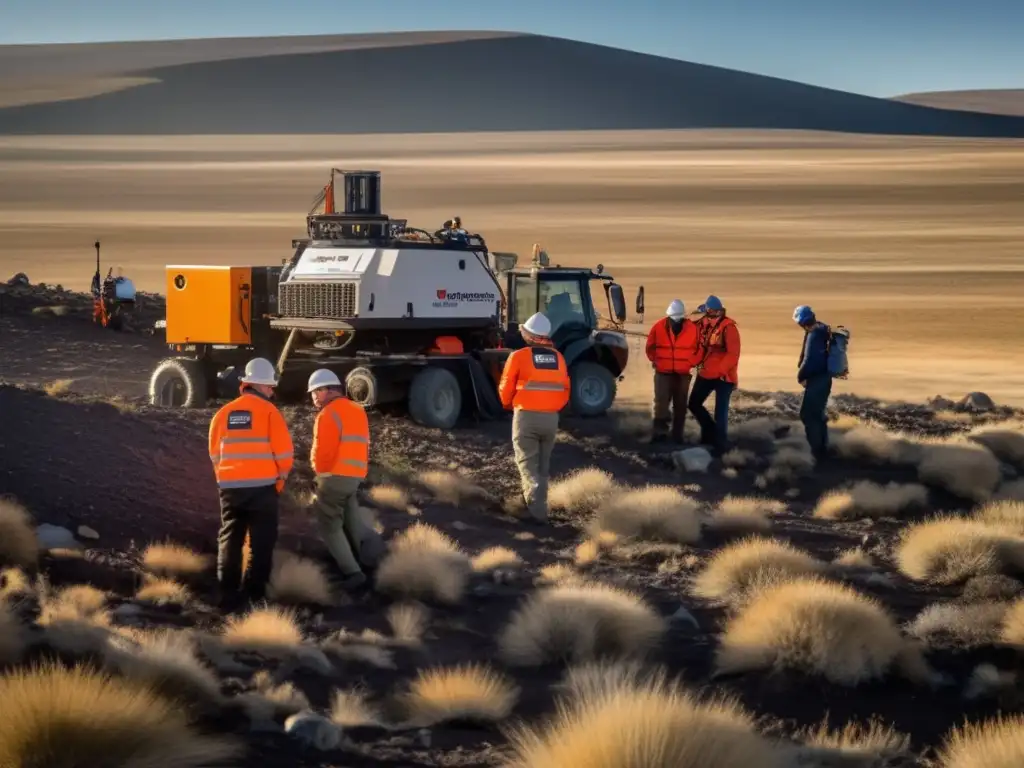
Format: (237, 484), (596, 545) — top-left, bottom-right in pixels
(645, 317), (702, 375)
(312, 396), (370, 479)
(498, 345), (571, 412)
(208, 390), (294, 493)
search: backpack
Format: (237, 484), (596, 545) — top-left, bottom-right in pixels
(825, 325), (850, 378)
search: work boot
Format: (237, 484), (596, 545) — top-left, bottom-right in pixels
(338, 571), (368, 591)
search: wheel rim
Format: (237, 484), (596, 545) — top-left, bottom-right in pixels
(433, 384), (456, 420)
(577, 375), (608, 409)
(157, 377), (186, 407)
(348, 375), (371, 404)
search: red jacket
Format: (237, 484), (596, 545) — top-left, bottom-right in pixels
(697, 316), (741, 385)
(646, 317), (702, 375)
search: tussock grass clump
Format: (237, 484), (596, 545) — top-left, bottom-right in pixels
(398, 663), (519, 726)
(935, 714), (1024, 768)
(764, 446), (814, 484)
(907, 601), (1009, 647)
(714, 578), (928, 686)
(548, 468), (619, 516)
(797, 717), (911, 765)
(502, 663), (788, 768)
(141, 542), (211, 579)
(375, 522), (471, 604)
(833, 425), (919, 466)
(416, 470), (494, 507)
(0, 568), (34, 602)
(590, 485), (701, 544)
(968, 424), (1024, 470)
(1001, 598), (1024, 647)
(0, 604), (27, 665)
(220, 605), (304, 658)
(0, 661), (241, 767)
(812, 480), (928, 521)
(37, 588), (113, 656)
(0, 498), (39, 570)
(832, 548), (875, 569)
(267, 551), (334, 606)
(706, 496), (785, 534)
(732, 416), (792, 442)
(472, 546), (524, 574)
(916, 439), (1002, 503)
(386, 602), (429, 646)
(136, 578), (192, 606)
(721, 448), (757, 469)
(974, 500), (1024, 534)
(691, 536), (826, 604)
(329, 688), (381, 727)
(498, 582), (666, 668)
(895, 516), (1024, 584)
(368, 484), (410, 510)
(50, 584), (108, 616)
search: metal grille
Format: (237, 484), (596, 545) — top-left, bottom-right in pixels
(278, 281), (357, 319)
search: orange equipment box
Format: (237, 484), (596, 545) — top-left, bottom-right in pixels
(165, 265), (253, 345)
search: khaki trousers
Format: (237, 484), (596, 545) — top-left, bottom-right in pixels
(512, 408), (559, 521)
(312, 475), (385, 575)
(653, 371), (692, 441)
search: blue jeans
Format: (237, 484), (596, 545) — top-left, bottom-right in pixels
(688, 377), (735, 451)
(800, 374), (833, 459)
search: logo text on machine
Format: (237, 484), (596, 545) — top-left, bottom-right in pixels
(433, 289), (497, 308)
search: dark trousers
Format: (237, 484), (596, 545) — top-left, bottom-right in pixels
(217, 484), (279, 600)
(653, 372), (692, 442)
(688, 376), (735, 451)
(800, 374), (833, 459)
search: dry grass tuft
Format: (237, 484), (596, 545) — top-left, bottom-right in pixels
(375, 522), (471, 604)
(907, 601), (1009, 647)
(36, 598), (113, 655)
(691, 536), (826, 604)
(764, 446), (815, 484)
(1001, 598), (1024, 647)
(974, 500), (1024, 534)
(398, 663), (519, 726)
(916, 439), (1002, 502)
(0, 661), (241, 767)
(416, 470), (494, 507)
(714, 577), (925, 686)
(329, 688), (381, 727)
(536, 563), (585, 587)
(498, 582), (666, 667)
(267, 551), (334, 606)
(706, 495), (785, 534)
(894, 515), (1024, 584)
(0, 498), (39, 570)
(502, 662), (788, 768)
(798, 717), (912, 765)
(42, 378), (74, 396)
(0, 604), (28, 665)
(833, 425), (919, 466)
(548, 468), (620, 515)
(50, 584), (108, 616)
(968, 424), (1024, 470)
(812, 480), (928, 521)
(386, 602), (429, 646)
(0, 568), (35, 602)
(934, 714), (1024, 768)
(220, 605), (304, 658)
(721, 448), (757, 469)
(832, 548), (875, 569)
(590, 485), (701, 544)
(472, 546), (524, 574)
(141, 542), (211, 579)
(732, 416), (792, 442)
(136, 578), (192, 606)
(368, 484), (410, 510)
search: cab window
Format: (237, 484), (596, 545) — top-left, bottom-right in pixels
(513, 276), (538, 323)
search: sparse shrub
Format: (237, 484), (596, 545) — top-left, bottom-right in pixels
(220, 605), (304, 658)
(916, 439), (1002, 502)
(141, 542), (210, 579)
(590, 485), (701, 544)
(0, 498), (39, 570)
(812, 480), (928, 520)
(1001, 598), (1024, 647)
(691, 536), (825, 604)
(502, 663), (788, 768)
(0, 661), (241, 767)
(706, 496), (784, 534)
(375, 522), (471, 604)
(907, 601), (1009, 647)
(498, 582), (666, 667)
(368, 484), (409, 510)
(714, 577), (926, 686)
(895, 516), (1024, 584)
(267, 551), (334, 606)
(398, 663), (519, 726)
(935, 714), (1024, 768)
(548, 468), (619, 516)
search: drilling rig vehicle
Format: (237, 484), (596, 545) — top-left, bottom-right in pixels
(149, 169), (630, 428)
(91, 240), (137, 331)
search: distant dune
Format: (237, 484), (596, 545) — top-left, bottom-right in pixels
(893, 89), (1024, 117)
(1, 32), (1024, 136)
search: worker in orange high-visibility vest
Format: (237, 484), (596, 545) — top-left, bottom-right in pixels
(645, 298), (703, 445)
(208, 357), (294, 610)
(498, 312), (571, 523)
(306, 368), (385, 590)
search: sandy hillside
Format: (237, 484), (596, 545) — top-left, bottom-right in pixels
(2, 130), (1023, 405)
(895, 89), (1024, 117)
(2, 33), (1024, 136)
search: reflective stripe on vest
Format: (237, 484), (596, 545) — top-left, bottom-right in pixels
(210, 395), (293, 490)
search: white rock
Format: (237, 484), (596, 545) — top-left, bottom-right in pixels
(36, 524), (80, 550)
(284, 711), (341, 751)
(672, 447), (714, 473)
(77, 525), (100, 540)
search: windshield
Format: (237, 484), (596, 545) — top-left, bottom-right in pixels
(513, 276), (591, 334)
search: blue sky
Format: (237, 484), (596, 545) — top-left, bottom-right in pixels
(2, 0), (1021, 97)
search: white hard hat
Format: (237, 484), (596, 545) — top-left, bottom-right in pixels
(666, 299), (685, 320)
(240, 357), (279, 386)
(522, 312), (552, 337)
(307, 368), (342, 392)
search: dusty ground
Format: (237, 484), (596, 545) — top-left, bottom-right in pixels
(3, 279), (1024, 767)
(1, 130), (1023, 405)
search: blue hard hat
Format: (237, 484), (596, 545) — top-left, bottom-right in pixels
(793, 305), (815, 324)
(704, 295), (723, 311)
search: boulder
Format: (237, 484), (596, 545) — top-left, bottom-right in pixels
(672, 447), (713, 473)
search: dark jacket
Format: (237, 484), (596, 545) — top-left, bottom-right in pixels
(797, 322), (830, 383)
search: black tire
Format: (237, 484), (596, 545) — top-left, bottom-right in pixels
(569, 361), (617, 416)
(149, 357), (210, 408)
(407, 366), (462, 429)
(345, 367), (379, 408)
